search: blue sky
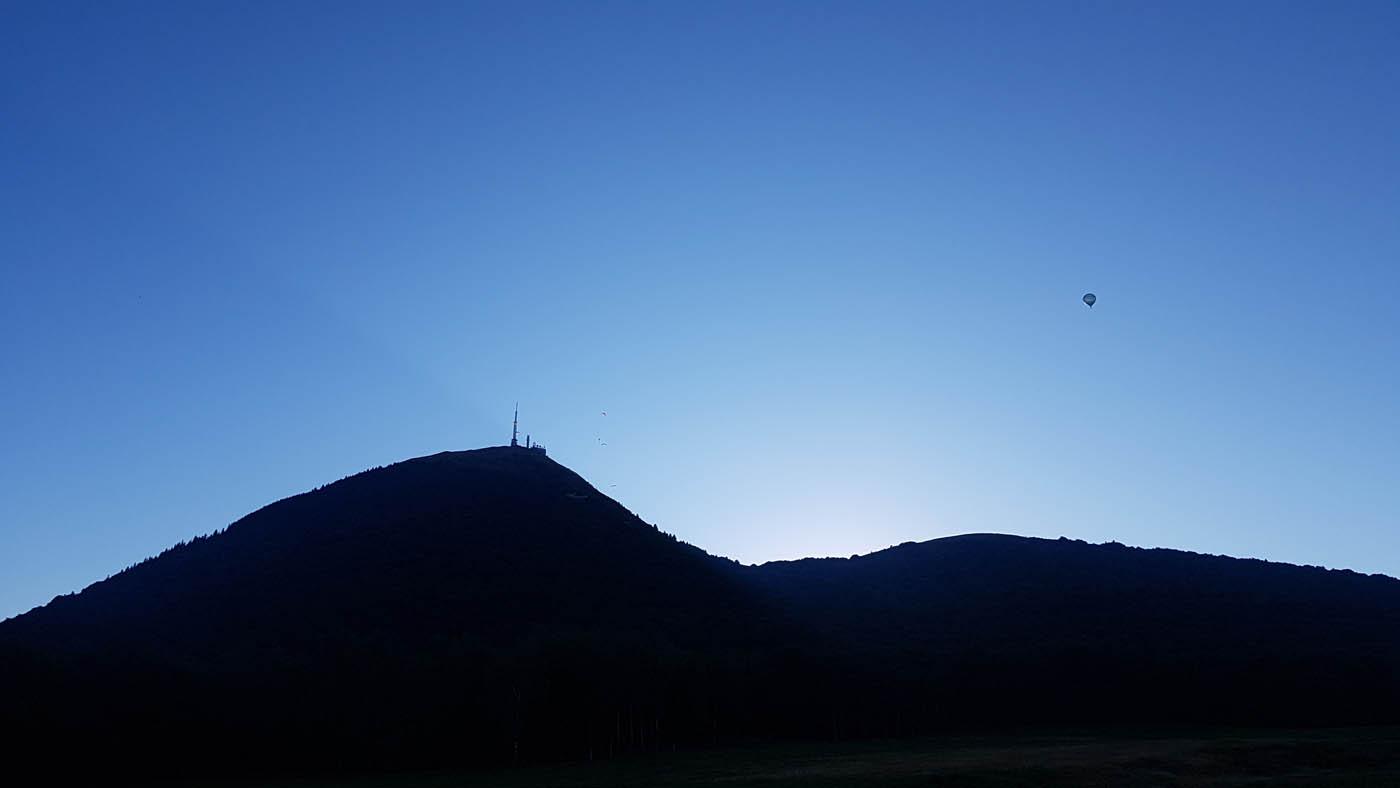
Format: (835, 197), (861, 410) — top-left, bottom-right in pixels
(3, 1), (1398, 619)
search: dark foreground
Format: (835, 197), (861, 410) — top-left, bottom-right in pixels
(193, 727), (1400, 787)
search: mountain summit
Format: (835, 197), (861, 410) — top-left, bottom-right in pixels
(4, 448), (1400, 775)
(2, 448), (777, 665)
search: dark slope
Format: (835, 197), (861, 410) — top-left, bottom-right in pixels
(748, 534), (1400, 726)
(3, 448), (774, 667)
(0, 448), (796, 773)
(4, 453), (1400, 776)
(752, 533), (1400, 659)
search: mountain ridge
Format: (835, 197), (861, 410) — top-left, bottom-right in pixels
(4, 447), (1399, 775)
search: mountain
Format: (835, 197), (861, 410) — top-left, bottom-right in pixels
(748, 533), (1400, 728)
(0, 448), (792, 773)
(2, 448), (777, 667)
(3, 448), (1400, 777)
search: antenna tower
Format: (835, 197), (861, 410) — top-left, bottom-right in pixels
(511, 403), (519, 447)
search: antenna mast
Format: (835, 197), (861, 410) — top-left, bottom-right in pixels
(511, 403), (519, 447)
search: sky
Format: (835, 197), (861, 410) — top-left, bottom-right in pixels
(3, 0), (1398, 620)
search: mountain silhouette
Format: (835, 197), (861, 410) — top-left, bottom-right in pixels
(747, 533), (1400, 728)
(2, 448), (777, 668)
(3, 447), (1399, 776)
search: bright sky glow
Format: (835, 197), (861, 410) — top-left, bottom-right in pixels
(3, 1), (1398, 619)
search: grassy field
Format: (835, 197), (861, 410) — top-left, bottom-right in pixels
(196, 727), (1400, 787)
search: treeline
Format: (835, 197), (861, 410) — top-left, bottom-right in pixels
(3, 450), (1400, 778)
(5, 622), (1396, 778)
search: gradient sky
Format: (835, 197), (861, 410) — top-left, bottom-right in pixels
(4, 1), (1398, 620)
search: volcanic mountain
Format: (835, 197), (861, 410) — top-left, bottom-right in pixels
(3, 447), (1400, 776)
(1, 448), (778, 668)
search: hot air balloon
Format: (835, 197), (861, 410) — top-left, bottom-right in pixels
(1083, 293), (1096, 308)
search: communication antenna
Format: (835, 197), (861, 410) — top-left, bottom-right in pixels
(511, 402), (519, 447)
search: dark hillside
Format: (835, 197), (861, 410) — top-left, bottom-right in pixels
(3, 448), (775, 665)
(0, 448), (799, 774)
(748, 534), (1400, 728)
(3, 452), (1400, 778)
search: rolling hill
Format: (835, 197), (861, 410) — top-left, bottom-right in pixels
(3, 447), (1398, 776)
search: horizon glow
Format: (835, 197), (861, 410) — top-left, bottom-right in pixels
(3, 1), (1398, 619)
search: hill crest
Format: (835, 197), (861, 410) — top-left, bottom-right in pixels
(6, 448), (1400, 774)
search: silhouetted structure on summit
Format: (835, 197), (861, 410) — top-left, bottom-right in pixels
(510, 404), (546, 455)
